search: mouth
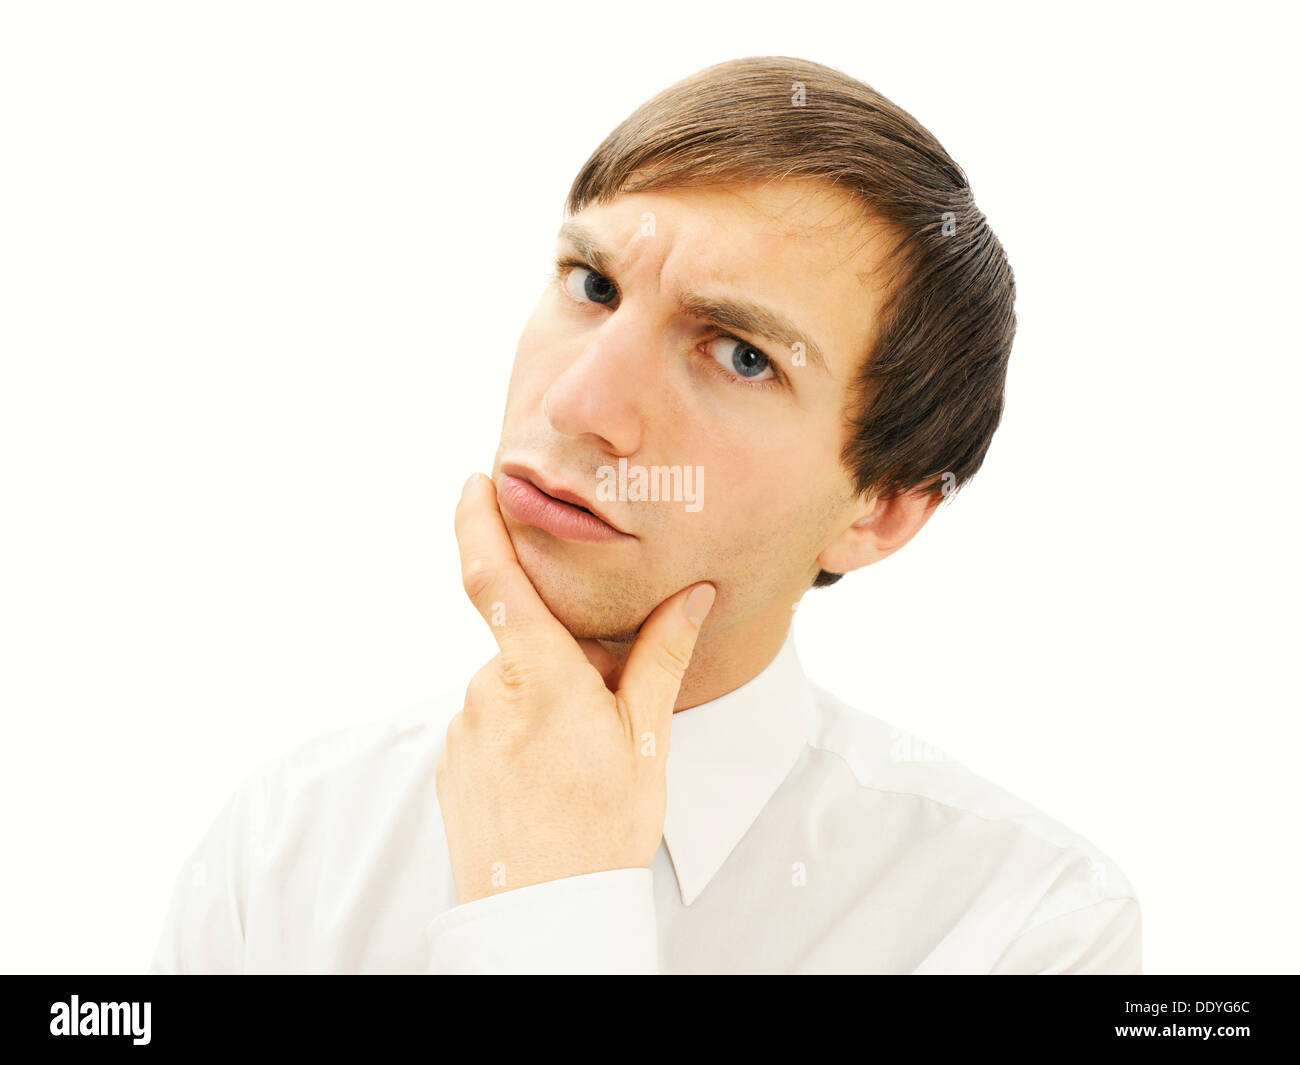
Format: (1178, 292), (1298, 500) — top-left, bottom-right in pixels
(497, 462), (634, 544)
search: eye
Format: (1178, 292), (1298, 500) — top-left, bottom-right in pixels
(705, 336), (776, 383)
(560, 264), (618, 306)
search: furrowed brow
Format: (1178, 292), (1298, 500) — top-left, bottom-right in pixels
(555, 221), (614, 278)
(555, 220), (831, 377)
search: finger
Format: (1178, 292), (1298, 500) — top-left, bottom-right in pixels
(455, 472), (576, 660)
(616, 582), (715, 739)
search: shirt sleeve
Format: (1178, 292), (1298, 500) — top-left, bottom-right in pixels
(990, 896), (1142, 974)
(147, 778), (259, 974)
(425, 867), (660, 974)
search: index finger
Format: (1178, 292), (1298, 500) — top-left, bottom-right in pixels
(455, 472), (575, 660)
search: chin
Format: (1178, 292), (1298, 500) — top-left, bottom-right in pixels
(512, 534), (654, 643)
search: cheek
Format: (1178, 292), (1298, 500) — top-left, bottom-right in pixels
(679, 427), (848, 572)
(694, 434), (825, 526)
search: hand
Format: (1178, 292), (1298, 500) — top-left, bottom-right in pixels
(435, 472), (716, 905)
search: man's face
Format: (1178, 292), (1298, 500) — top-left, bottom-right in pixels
(491, 179), (893, 643)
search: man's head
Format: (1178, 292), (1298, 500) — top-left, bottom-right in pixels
(491, 56), (1015, 651)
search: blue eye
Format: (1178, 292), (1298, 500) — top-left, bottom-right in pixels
(561, 265), (617, 305)
(706, 336), (775, 382)
(556, 262), (782, 390)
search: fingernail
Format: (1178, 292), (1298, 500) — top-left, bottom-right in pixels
(462, 473), (480, 495)
(684, 583), (716, 626)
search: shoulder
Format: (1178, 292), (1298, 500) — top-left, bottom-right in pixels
(801, 683), (1139, 930)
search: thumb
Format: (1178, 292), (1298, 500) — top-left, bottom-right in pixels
(616, 582), (715, 738)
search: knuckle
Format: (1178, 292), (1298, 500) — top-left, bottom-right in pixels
(494, 712), (533, 757)
(496, 651), (543, 692)
(652, 639), (693, 679)
(463, 668), (494, 714)
(444, 708), (467, 745)
(460, 557), (494, 601)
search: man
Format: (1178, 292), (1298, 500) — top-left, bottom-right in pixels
(151, 56), (1140, 974)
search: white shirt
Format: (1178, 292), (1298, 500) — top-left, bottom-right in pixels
(149, 632), (1141, 973)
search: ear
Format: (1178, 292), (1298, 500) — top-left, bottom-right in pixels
(816, 486), (942, 577)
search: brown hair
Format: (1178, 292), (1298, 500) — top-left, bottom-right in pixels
(565, 56), (1016, 587)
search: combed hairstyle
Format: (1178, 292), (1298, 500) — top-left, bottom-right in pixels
(565, 56), (1016, 587)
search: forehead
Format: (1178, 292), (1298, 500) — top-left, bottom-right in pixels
(564, 179), (897, 379)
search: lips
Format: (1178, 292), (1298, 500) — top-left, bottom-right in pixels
(497, 463), (632, 544)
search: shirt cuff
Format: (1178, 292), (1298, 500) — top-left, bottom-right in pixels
(425, 867), (659, 974)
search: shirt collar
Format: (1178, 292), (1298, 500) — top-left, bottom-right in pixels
(662, 629), (814, 907)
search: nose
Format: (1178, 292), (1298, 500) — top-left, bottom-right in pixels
(542, 313), (653, 456)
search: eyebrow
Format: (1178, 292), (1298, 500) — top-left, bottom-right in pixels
(556, 221), (831, 377)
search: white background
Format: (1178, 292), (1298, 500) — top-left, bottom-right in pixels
(1, 0), (1296, 974)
